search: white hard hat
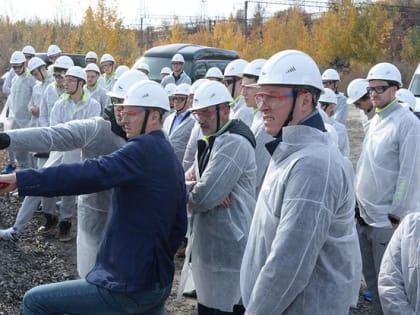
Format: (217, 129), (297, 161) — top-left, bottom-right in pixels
(164, 83), (177, 96)
(346, 78), (369, 104)
(10, 51), (26, 64)
(54, 56), (74, 70)
(366, 62), (402, 87)
(319, 88), (337, 104)
(84, 63), (101, 74)
(321, 68), (340, 81)
(122, 80), (170, 112)
(205, 67), (224, 79)
(243, 59), (266, 77)
(107, 70), (148, 99)
(224, 59), (248, 77)
(22, 45), (36, 56)
(171, 53), (185, 63)
(66, 66), (87, 82)
(115, 65), (130, 79)
(258, 50), (324, 93)
(100, 53), (115, 64)
(160, 66), (171, 75)
(136, 62), (150, 73)
(85, 51), (98, 60)
(190, 78), (208, 95)
(47, 44), (62, 57)
(27, 57), (46, 72)
(173, 83), (191, 96)
(396, 88), (416, 111)
(191, 81), (233, 111)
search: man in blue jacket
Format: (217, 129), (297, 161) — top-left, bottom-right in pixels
(0, 80), (188, 315)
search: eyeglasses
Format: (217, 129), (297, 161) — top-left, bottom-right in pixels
(173, 96), (187, 102)
(120, 108), (148, 119)
(111, 97), (124, 106)
(367, 85), (391, 95)
(191, 107), (218, 118)
(223, 79), (235, 87)
(101, 62), (113, 68)
(254, 92), (294, 107)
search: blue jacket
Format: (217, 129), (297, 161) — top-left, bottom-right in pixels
(17, 130), (187, 292)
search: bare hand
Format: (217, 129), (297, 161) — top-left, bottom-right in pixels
(0, 173), (17, 194)
(185, 168), (196, 181)
(218, 195), (232, 208)
(31, 106), (40, 118)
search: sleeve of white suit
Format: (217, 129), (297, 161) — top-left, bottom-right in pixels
(378, 215), (417, 315)
(7, 118), (104, 153)
(189, 134), (252, 212)
(392, 120), (420, 217)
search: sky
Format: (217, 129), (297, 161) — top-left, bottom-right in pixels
(0, 0), (252, 26)
(0, 0), (329, 27)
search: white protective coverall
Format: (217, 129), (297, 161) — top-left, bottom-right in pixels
(333, 92), (348, 124)
(161, 71), (192, 87)
(250, 110), (272, 196)
(48, 92), (101, 222)
(316, 106), (349, 157)
(84, 85), (110, 114)
(2, 69), (16, 96)
(7, 117), (126, 276)
(163, 111), (195, 163)
(240, 124), (362, 315)
(355, 100), (420, 227)
(183, 122), (201, 171)
(39, 82), (63, 127)
(102, 73), (117, 92)
(28, 75), (54, 127)
(230, 96), (254, 127)
(8, 69), (36, 129)
(183, 121), (257, 312)
(332, 119), (350, 157)
(7, 68), (36, 168)
(359, 108), (375, 134)
(378, 212), (420, 315)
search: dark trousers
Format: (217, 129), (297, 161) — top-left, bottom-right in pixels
(197, 303), (234, 315)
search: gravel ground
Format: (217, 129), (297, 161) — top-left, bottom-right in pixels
(0, 105), (373, 314)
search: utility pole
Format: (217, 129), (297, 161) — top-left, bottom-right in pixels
(244, 1), (248, 38)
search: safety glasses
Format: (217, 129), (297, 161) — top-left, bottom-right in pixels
(120, 108), (148, 119)
(367, 85), (391, 95)
(191, 107), (218, 118)
(254, 92), (294, 107)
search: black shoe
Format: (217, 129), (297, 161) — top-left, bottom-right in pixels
(58, 221), (72, 242)
(182, 289), (197, 299)
(38, 213), (58, 234)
